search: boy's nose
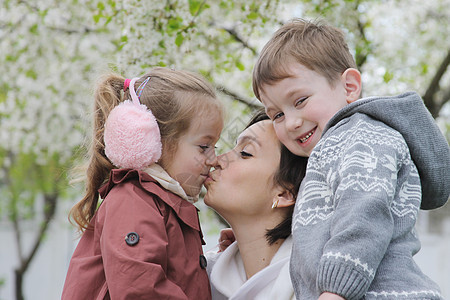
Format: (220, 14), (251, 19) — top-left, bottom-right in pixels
(286, 114), (303, 132)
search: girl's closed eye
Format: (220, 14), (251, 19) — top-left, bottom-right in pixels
(199, 145), (210, 153)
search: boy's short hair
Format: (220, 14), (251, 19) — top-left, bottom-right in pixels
(253, 18), (356, 100)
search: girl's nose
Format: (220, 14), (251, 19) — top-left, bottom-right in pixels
(206, 149), (219, 167)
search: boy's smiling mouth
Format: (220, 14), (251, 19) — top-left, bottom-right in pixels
(298, 128), (316, 143)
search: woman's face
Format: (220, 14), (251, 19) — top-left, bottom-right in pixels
(204, 120), (281, 220)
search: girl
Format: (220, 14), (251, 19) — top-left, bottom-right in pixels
(204, 110), (307, 299)
(62, 67), (223, 299)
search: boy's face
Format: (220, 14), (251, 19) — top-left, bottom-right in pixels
(260, 63), (358, 157)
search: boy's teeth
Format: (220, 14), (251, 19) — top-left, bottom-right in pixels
(300, 131), (313, 143)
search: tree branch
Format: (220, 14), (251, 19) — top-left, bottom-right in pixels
(215, 84), (261, 109)
(439, 86), (450, 111)
(354, 1), (370, 69)
(3, 152), (25, 265)
(17, 0), (99, 34)
(221, 27), (258, 56)
(20, 194), (57, 272)
(422, 49), (450, 117)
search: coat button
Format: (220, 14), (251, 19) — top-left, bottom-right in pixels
(199, 254), (207, 269)
(125, 232), (139, 246)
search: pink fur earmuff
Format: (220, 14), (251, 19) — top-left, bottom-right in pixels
(104, 77), (162, 170)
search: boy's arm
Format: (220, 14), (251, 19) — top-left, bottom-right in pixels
(318, 292), (346, 300)
(317, 122), (415, 298)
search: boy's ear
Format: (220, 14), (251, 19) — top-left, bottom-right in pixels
(341, 68), (362, 104)
(273, 189), (295, 208)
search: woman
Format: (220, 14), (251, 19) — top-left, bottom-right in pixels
(204, 111), (307, 299)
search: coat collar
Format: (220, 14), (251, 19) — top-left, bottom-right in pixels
(210, 236), (293, 299)
(143, 163), (198, 203)
(98, 168), (201, 232)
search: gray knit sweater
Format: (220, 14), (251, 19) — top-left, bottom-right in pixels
(290, 92), (450, 299)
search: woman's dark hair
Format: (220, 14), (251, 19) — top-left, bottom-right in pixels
(245, 108), (308, 245)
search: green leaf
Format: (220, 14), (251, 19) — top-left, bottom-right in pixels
(29, 24), (39, 35)
(383, 70), (394, 83)
(26, 69), (38, 80)
(97, 2), (105, 11)
(188, 0), (202, 16)
(168, 17), (183, 31)
(420, 63), (428, 75)
(235, 60), (245, 71)
(93, 14), (101, 23)
(247, 11), (258, 20)
(105, 16), (113, 26)
(39, 9), (49, 18)
(175, 32), (184, 47)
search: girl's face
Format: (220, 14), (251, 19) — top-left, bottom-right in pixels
(204, 120), (281, 220)
(164, 114), (223, 197)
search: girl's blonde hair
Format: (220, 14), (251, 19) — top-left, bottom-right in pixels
(70, 67), (223, 231)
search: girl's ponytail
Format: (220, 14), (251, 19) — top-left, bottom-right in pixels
(69, 74), (124, 231)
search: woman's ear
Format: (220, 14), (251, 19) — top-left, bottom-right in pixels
(273, 190), (295, 208)
(341, 68), (362, 104)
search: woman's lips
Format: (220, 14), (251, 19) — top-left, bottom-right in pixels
(204, 174), (214, 185)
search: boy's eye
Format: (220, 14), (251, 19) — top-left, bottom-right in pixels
(240, 151), (253, 158)
(295, 97), (308, 106)
(273, 112), (284, 120)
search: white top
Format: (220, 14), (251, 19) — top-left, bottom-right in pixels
(206, 236), (295, 300)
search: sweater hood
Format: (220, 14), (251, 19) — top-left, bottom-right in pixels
(323, 91), (449, 210)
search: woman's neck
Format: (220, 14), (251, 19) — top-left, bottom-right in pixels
(232, 221), (284, 279)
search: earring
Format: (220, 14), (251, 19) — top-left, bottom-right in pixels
(271, 199), (279, 209)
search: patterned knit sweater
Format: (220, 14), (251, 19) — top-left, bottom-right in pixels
(290, 92), (450, 299)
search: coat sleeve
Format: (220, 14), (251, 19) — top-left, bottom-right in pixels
(317, 123), (415, 299)
(98, 184), (189, 300)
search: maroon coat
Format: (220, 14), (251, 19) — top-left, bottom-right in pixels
(62, 169), (211, 300)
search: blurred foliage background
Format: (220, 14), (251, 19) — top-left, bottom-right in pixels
(0, 0), (449, 299)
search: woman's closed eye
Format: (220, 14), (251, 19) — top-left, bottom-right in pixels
(240, 151), (253, 158)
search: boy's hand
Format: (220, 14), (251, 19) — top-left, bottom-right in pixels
(318, 292), (346, 300)
(218, 228), (235, 252)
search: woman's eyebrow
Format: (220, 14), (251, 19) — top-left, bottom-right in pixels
(236, 135), (261, 146)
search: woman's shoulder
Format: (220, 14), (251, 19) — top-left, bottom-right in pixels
(205, 241), (240, 274)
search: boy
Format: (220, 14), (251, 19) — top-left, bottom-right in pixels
(252, 18), (450, 299)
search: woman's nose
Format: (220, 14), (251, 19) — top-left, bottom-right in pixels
(214, 153), (229, 170)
